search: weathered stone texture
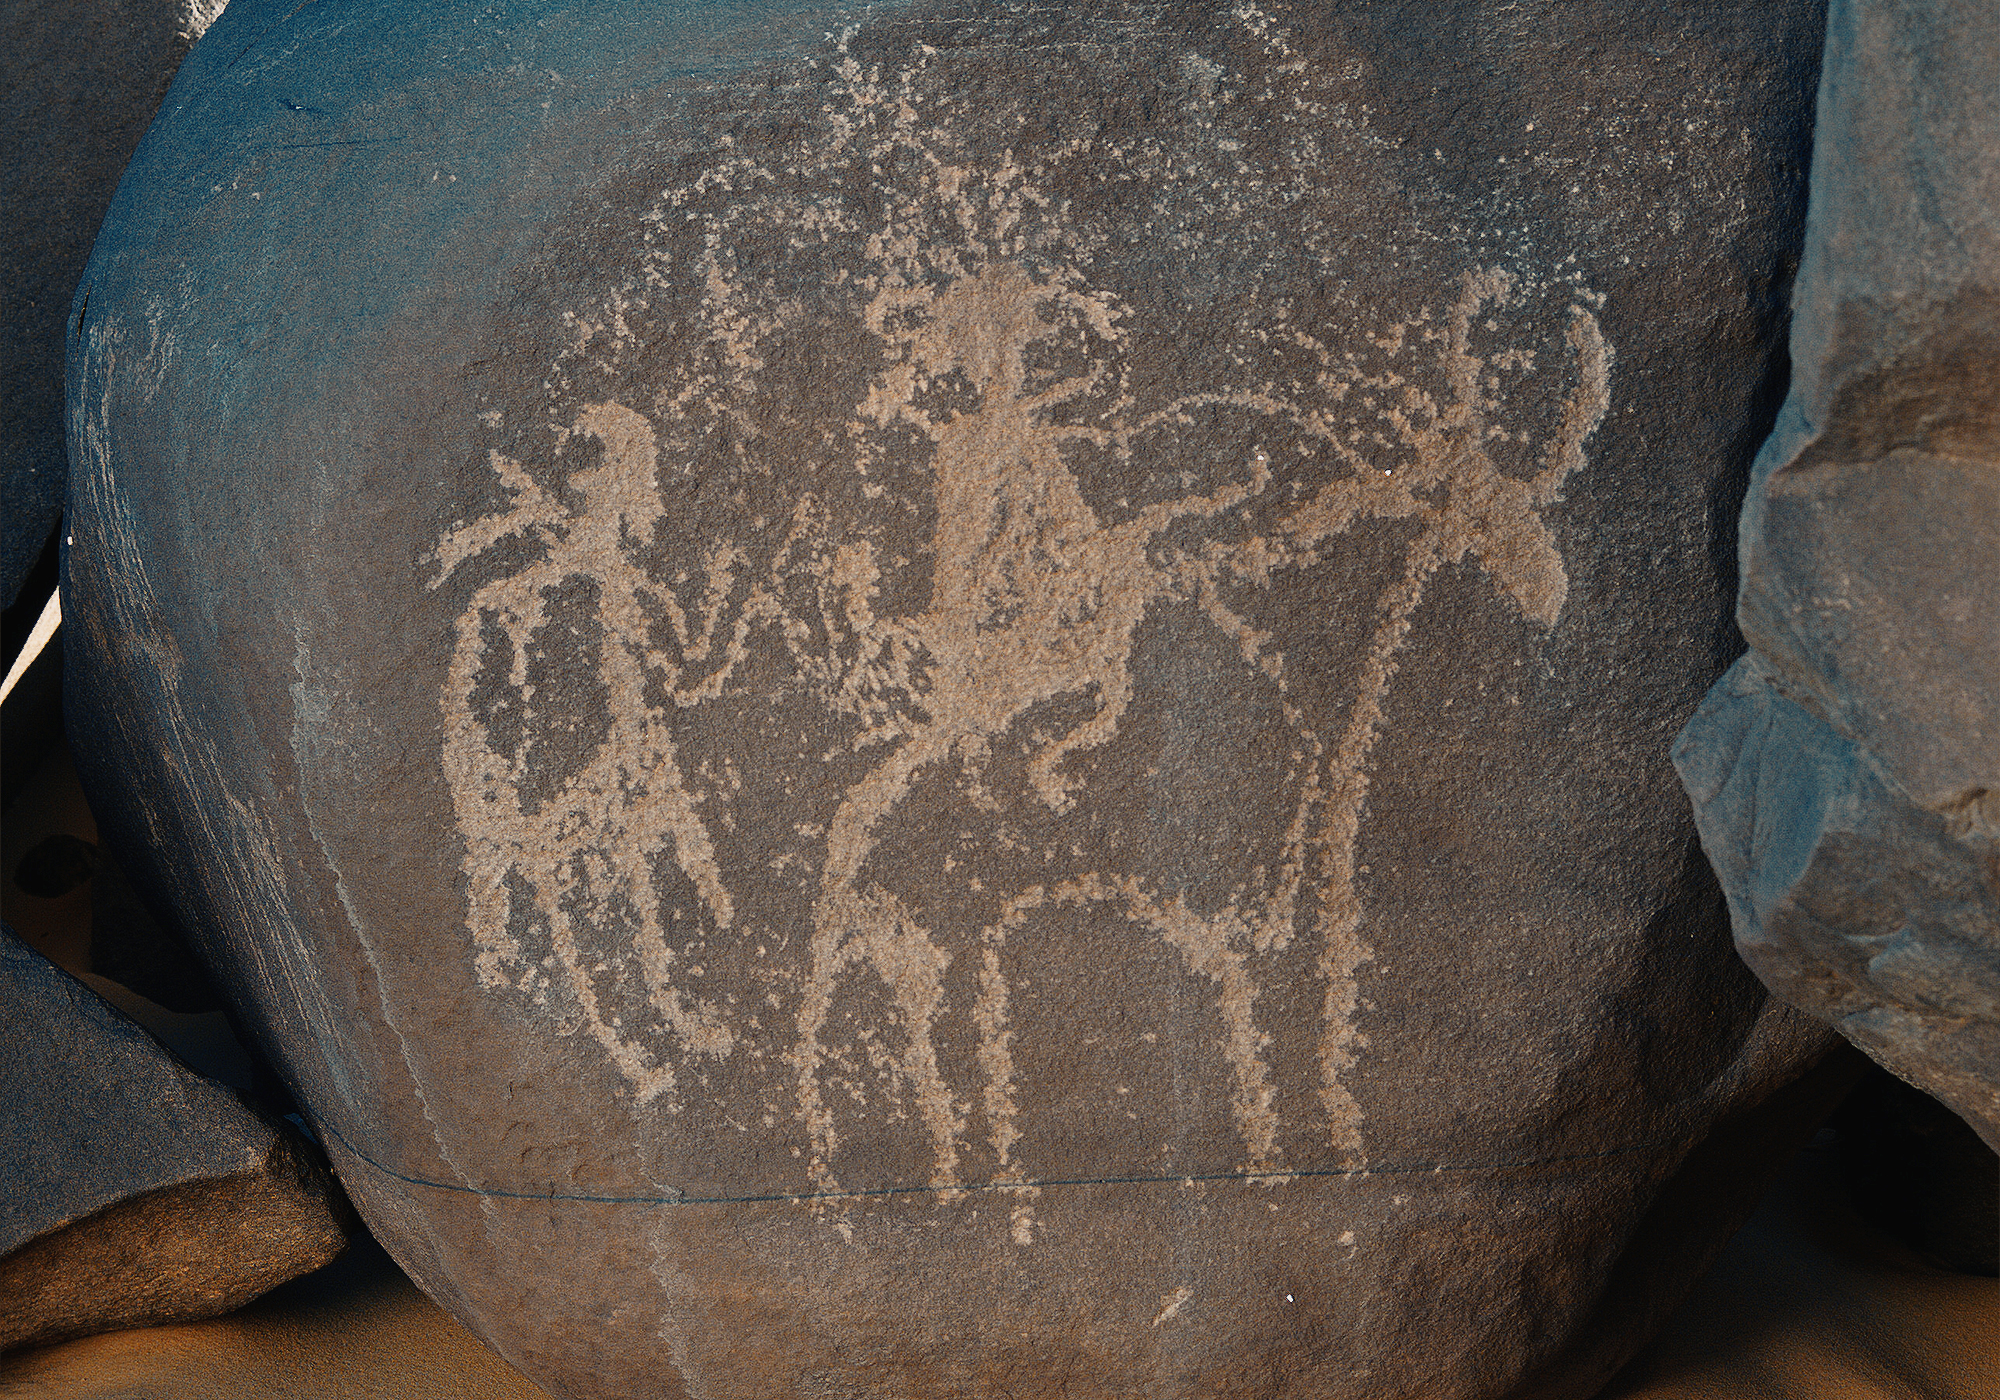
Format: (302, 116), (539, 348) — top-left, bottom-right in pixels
(65, 2), (1846, 1396)
(0, 922), (350, 1353)
(1679, 660), (2000, 1150)
(1676, 0), (2000, 1150)
(0, 0), (222, 606)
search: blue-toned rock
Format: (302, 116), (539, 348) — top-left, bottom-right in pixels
(1676, 0), (1999, 1153)
(66, 2), (1848, 1395)
(0, 0), (219, 607)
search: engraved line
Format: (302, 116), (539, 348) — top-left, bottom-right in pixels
(311, 1113), (1677, 1207)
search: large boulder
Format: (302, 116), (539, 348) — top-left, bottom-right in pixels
(1675, 0), (2000, 1152)
(0, 922), (350, 1353)
(64, 2), (1848, 1396)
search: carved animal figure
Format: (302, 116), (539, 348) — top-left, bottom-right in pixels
(63, 2), (1845, 1396)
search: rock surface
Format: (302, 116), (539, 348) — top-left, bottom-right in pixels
(0, 0), (223, 608)
(65, 2), (1847, 1397)
(0, 922), (350, 1353)
(1674, 0), (2000, 1151)
(13, 1127), (2000, 1400)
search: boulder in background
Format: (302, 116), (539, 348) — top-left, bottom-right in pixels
(0, 921), (351, 1354)
(1676, 0), (2000, 1152)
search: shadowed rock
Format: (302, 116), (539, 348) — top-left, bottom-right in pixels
(0, 922), (350, 1353)
(1830, 1064), (1998, 1276)
(1676, 0), (2000, 1152)
(0, 0), (224, 607)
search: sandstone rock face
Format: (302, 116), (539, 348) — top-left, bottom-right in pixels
(0, 922), (349, 1353)
(1674, 0), (2000, 1152)
(66, 2), (1845, 1396)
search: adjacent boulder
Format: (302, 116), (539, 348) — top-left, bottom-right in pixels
(65, 2), (1848, 1396)
(0, 0), (225, 607)
(1675, 0), (2000, 1151)
(0, 922), (350, 1353)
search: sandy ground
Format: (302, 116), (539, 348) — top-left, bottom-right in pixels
(1599, 1144), (1997, 1400)
(0, 1139), (1990, 1400)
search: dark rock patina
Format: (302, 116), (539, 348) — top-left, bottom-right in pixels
(0, 0), (216, 607)
(1675, 0), (2000, 1154)
(66, 2), (1845, 1396)
(0, 922), (350, 1353)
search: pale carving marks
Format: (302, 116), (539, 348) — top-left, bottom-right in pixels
(426, 20), (1613, 1211)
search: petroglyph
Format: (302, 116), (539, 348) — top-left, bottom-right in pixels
(427, 17), (1612, 1219)
(432, 403), (741, 1106)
